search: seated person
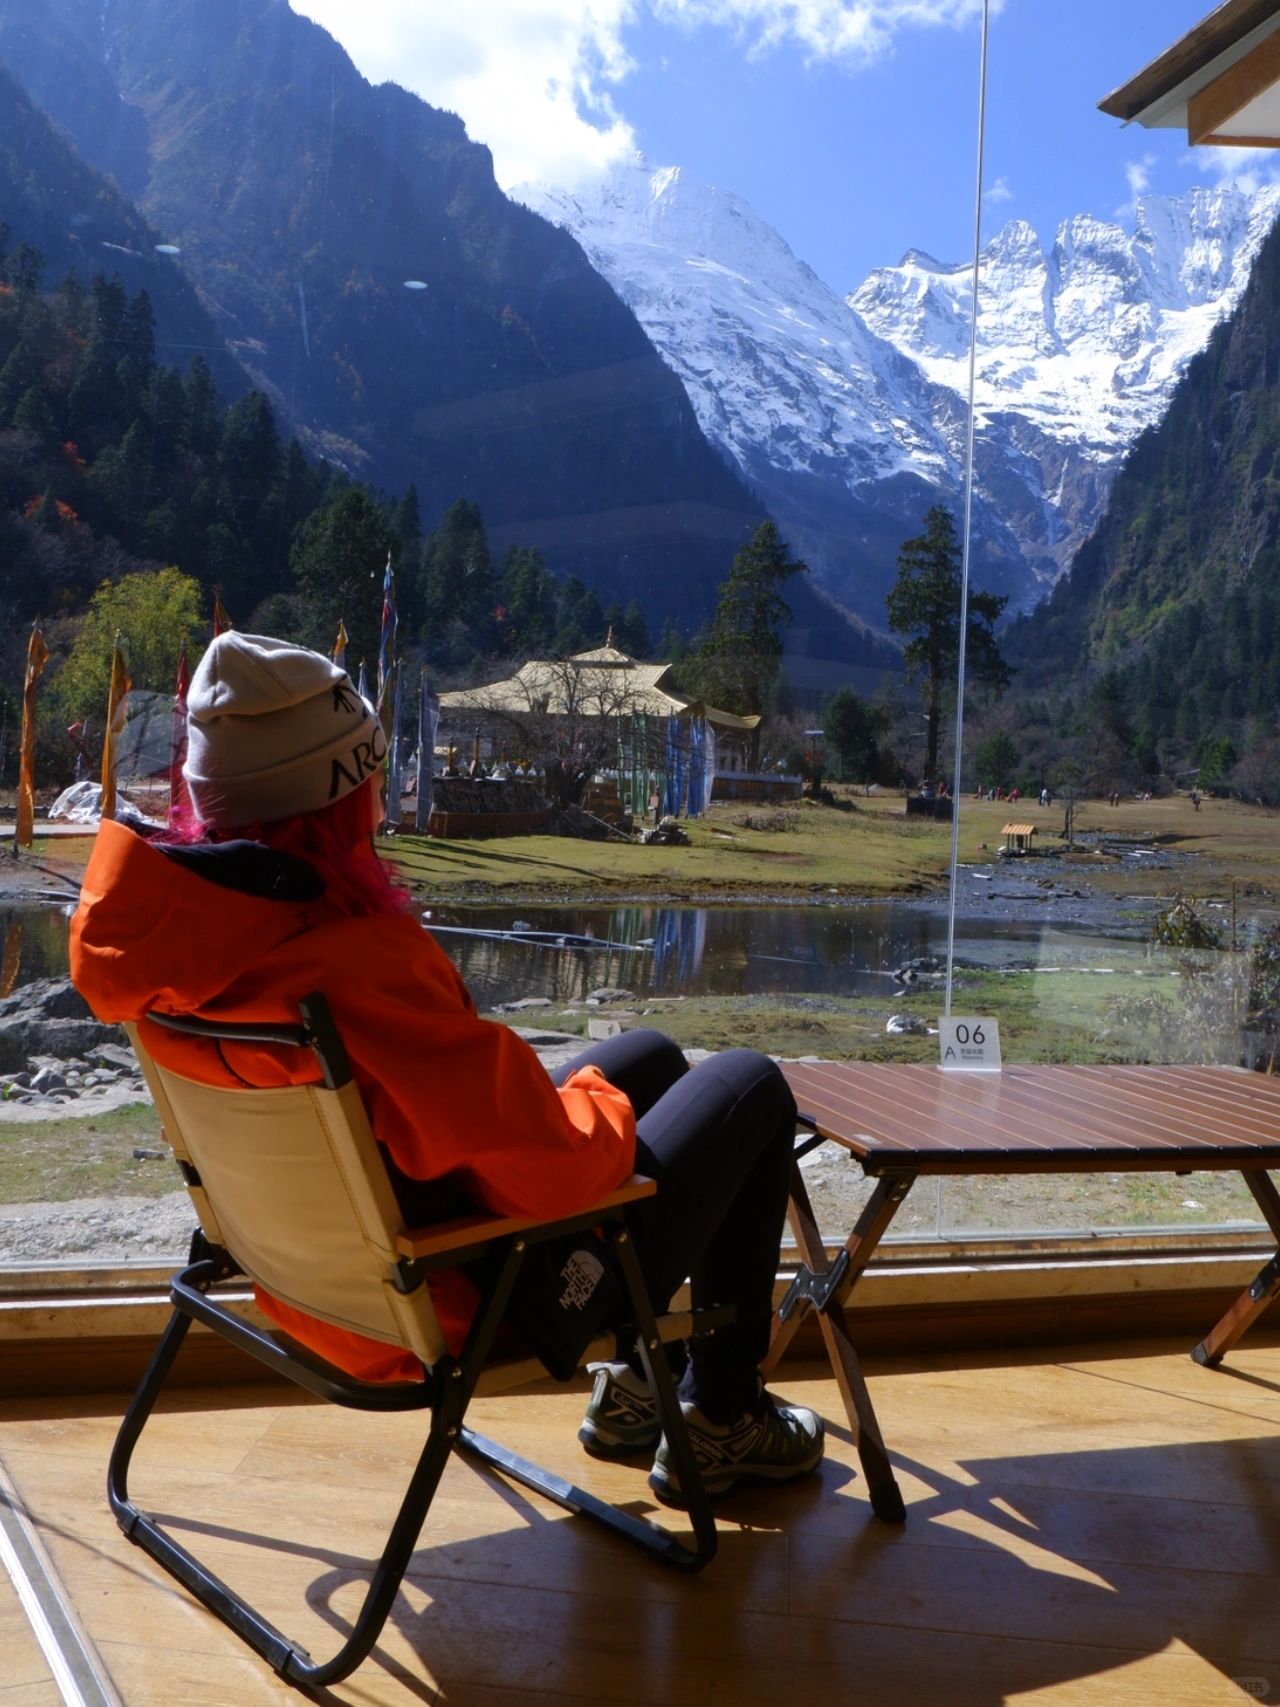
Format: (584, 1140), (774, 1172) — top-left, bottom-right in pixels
(71, 632), (822, 1504)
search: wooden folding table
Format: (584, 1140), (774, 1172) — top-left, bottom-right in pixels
(765, 1061), (1280, 1522)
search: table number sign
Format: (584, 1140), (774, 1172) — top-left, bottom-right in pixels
(938, 1016), (1002, 1072)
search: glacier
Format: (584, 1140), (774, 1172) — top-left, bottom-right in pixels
(517, 158), (1280, 628)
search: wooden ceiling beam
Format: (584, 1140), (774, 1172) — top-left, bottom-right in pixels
(1187, 26), (1280, 143)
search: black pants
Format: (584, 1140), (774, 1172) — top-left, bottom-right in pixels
(553, 1030), (796, 1421)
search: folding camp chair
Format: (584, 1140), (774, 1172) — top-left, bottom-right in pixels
(110, 993), (717, 1689)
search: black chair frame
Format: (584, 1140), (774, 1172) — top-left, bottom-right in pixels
(108, 996), (718, 1691)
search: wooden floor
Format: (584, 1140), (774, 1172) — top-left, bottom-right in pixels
(3, 1340), (1280, 1706)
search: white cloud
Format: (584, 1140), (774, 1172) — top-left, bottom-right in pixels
(1115, 152), (1157, 218)
(1181, 143), (1280, 198)
(984, 175), (1012, 205)
(290, 0), (992, 189)
(291, 1), (640, 188)
(652, 0), (988, 64)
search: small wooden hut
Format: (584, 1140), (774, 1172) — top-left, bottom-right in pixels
(1000, 822), (1037, 857)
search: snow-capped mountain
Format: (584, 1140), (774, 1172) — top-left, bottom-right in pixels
(518, 160), (1280, 625)
(850, 187), (1280, 587)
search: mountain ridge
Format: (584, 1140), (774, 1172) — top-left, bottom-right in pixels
(519, 160), (1280, 627)
(3, 0), (871, 646)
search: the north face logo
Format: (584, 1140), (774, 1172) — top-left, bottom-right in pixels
(556, 1249), (604, 1313)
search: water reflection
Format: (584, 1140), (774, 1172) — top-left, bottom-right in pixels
(0, 905), (76, 994)
(1, 895), (1143, 1014)
(422, 901), (1127, 1010)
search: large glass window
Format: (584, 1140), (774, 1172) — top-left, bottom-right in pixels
(2, 0), (1275, 1290)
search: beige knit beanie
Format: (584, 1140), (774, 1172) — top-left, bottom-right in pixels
(184, 632), (385, 829)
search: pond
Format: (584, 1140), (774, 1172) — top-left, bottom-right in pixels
(421, 896), (1149, 1010)
(2, 889), (1151, 1011)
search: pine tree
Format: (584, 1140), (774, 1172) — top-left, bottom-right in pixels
(182, 355), (223, 461)
(86, 419), (152, 530)
(885, 505), (1009, 784)
(620, 598), (652, 658)
(218, 391), (283, 593)
(290, 485), (392, 666)
(420, 498), (497, 662)
(824, 685), (887, 783)
(11, 383), (57, 445)
(693, 519), (804, 715)
(554, 575), (605, 656)
(658, 617), (686, 662)
(393, 482), (422, 554)
(0, 318), (52, 423)
(498, 544), (557, 655)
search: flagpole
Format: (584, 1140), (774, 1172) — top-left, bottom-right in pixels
(385, 661), (404, 829)
(416, 668), (438, 834)
(377, 553), (397, 712)
(16, 621), (49, 852)
(169, 641), (191, 827)
(100, 634), (131, 824)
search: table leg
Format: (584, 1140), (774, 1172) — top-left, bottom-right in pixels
(1194, 1171), (1280, 1367)
(765, 1160), (914, 1522)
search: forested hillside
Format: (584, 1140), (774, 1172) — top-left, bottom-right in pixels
(1002, 207), (1280, 800)
(0, 0), (893, 668)
(0, 0), (758, 631)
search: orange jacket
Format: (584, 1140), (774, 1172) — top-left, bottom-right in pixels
(70, 820), (636, 1381)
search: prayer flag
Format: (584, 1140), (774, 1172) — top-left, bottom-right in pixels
(168, 641), (191, 827)
(332, 619), (349, 673)
(100, 636), (131, 823)
(16, 622), (48, 849)
(687, 716), (705, 820)
(662, 717), (679, 818)
(384, 664), (404, 828)
(376, 555), (396, 711)
(355, 659), (370, 705)
(415, 671), (439, 833)
(213, 594), (232, 636)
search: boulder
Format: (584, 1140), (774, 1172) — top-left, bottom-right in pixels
(0, 977), (96, 1023)
(0, 979), (124, 1073)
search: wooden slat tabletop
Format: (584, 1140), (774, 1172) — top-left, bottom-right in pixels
(781, 1061), (1280, 1175)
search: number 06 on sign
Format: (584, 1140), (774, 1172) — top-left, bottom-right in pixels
(938, 1016), (1002, 1072)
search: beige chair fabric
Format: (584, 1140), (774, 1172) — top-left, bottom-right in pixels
(126, 1024), (447, 1368)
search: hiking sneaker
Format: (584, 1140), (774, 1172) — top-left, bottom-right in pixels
(578, 1361), (661, 1459)
(648, 1394), (824, 1504)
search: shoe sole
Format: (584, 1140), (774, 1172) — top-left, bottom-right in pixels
(648, 1446), (824, 1507)
(578, 1421), (662, 1461)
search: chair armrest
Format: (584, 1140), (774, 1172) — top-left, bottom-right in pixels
(395, 1174), (657, 1260)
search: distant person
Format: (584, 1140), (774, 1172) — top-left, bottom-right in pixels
(70, 632), (823, 1507)
(1039, 786), (1050, 807)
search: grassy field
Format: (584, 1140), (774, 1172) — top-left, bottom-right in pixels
(495, 946), (1245, 1066)
(387, 792), (952, 901)
(383, 788), (1280, 905)
(9, 787), (1279, 906)
(0, 1101), (168, 1203)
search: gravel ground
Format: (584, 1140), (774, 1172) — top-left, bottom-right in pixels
(0, 1030), (717, 1266)
(2, 1031), (899, 1266)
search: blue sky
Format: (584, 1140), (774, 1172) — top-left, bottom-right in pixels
(292, 0), (1278, 291)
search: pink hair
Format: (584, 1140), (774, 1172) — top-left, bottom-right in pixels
(159, 778), (413, 919)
